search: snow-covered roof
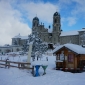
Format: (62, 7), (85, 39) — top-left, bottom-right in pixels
(78, 28), (85, 32)
(13, 34), (21, 38)
(53, 43), (85, 54)
(53, 45), (63, 53)
(13, 34), (28, 40)
(60, 30), (79, 36)
(20, 36), (28, 40)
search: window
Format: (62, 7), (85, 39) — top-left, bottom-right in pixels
(68, 54), (73, 62)
(54, 19), (57, 23)
(57, 54), (60, 60)
(60, 51), (64, 61)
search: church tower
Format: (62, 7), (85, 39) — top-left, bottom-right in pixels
(32, 16), (39, 32)
(52, 12), (61, 44)
(53, 12), (61, 33)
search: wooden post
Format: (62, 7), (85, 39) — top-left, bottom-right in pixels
(32, 66), (34, 76)
(18, 63), (20, 68)
(8, 61), (10, 68)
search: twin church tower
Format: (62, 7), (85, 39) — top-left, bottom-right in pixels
(32, 12), (61, 44)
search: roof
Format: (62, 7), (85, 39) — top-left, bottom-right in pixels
(13, 34), (28, 40)
(13, 34), (21, 38)
(53, 43), (85, 54)
(20, 36), (28, 40)
(60, 30), (79, 36)
(33, 17), (39, 21)
(53, 12), (60, 16)
(78, 28), (85, 32)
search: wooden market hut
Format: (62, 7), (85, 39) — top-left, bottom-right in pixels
(53, 43), (85, 71)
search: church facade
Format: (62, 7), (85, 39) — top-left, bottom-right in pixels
(32, 11), (85, 45)
(12, 11), (85, 46)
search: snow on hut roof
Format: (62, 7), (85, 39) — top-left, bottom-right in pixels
(60, 30), (79, 36)
(53, 43), (85, 54)
(53, 45), (64, 53)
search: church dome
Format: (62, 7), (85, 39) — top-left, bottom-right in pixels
(33, 17), (39, 21)
(53, 12), (60, 16)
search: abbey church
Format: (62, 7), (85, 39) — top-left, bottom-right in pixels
(31, 11), (85, 45)
(32, 12), (61, 44)
(11, 11), (85, 46)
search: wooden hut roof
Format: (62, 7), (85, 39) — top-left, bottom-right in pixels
(53, 43), (85, 55)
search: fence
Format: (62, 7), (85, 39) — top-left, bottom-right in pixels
(0, 60), (34, 74)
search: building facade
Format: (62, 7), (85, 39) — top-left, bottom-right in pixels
(32, 11), (85, 45)
(11, 11), (85, 46)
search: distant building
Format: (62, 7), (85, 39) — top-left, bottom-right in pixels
(0, 44), (22, 54)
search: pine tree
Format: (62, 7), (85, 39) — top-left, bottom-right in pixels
(22, 40), (28, 52)
(27, 31), (48, 58)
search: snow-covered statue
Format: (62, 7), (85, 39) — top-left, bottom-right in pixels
(22, 40), (28, 52)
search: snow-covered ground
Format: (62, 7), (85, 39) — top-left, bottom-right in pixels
(0, 54), (85, 85)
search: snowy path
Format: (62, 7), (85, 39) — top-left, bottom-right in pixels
(0, 67), (85, 85)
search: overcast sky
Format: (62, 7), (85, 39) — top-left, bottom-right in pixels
(0, 0), (85, 45)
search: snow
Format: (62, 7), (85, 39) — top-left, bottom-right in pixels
(20, 36), (28, 40)
(60, 30), (78, 36)
(28, 42), (33, 45)
(13, 34), (21, 38)
(0, 53), (85, 85)
(13, 34), (28, 40)
(53, 43), (85, 54)
(31, 61), (48, 66)
(78, 28), (85, 32)
(65, 43), (85, 54)
(53, 45), (63, 53)
(48, 28), (52, 33)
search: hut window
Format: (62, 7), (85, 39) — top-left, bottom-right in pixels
(68, 54), (73, 62)
(60, 51), (64, 61)
(57, 54), (60, 60)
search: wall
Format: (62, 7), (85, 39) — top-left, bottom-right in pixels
(79, 31), (85, 45)
(0, 46), (23, 53)
(60, 35), (79, 45)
